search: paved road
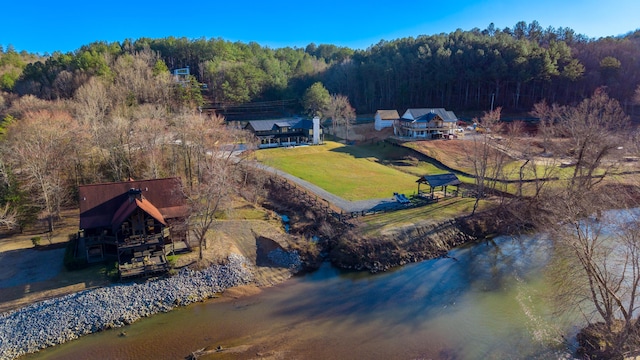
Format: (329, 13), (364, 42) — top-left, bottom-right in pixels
(254, 162), (403, 213)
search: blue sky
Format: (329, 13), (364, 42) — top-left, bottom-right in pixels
(3, 0), (639, 54)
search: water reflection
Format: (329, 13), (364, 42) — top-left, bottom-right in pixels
(29, 235), (576, 360)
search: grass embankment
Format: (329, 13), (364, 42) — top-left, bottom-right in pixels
(359, 197), (489, 236)
(255, 141), (454, 200)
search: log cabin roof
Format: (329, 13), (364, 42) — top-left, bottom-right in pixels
(111, 197), (167, 231)
(79, 178), (187, 230)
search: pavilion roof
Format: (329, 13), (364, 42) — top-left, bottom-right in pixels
(416, 173), (461, 187)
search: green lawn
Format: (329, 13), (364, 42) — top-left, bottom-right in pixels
(254, 142), (496, 225)
(254, 140), (604, 202)
(255, 141), (424, 200)
(253, 140), (634, 232)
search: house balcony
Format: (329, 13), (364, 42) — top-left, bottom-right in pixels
(398, 123), (451, 131)
(255, 129), (305, 137)
(119, 229), (170, 249)
(81, 228), (170, 248)
(395, 126), (452, 139)
(82, 235), (118, 246)
(256, 132), (312, 148)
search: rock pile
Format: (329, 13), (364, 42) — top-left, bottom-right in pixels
(0, 254), (254, 360)
(267, 248), (302, 271)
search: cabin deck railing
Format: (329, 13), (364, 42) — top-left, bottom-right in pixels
(81, 231), (169, 248)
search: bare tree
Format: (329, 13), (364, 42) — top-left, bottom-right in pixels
(238, 165), (269, 205)
(537, 89), (638, 356)
(52, 70), (86, 99)
(179, 113), (255, 261)
(323, 94), (356, 141)
(530, 100), (561, 155)
(2, 110), (77, 239)
(0, 157), (18, 231)
(557, 88), (629, 191)
(0, 203), (17, 231)
(547, 192), (640, 357)
(74, 77), (110, 127)
(173, 112), (210, 189)
(468, 107), (505, 215)
(132, 117), (168, 179)
(94, 116), (135, 181)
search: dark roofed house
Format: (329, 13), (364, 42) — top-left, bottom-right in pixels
(245, 117), (323, 148)
(77, 178), (189, 278)
(395, 108), (458, 139)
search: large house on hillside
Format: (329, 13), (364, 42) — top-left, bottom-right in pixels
(76, 178), (189, 278)
(245, 117), (323, 148)
(394, 108), (459, 139)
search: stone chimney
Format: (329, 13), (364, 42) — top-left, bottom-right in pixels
(128, 188), (143, 202)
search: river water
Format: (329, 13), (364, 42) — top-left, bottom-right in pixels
(27, 235), (579, 360)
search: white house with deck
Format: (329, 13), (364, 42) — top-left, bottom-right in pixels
(394, 108), (458, 139)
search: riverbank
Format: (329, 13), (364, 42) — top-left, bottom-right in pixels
(330, 218), (479, 273)
(0, 254), (256, 360)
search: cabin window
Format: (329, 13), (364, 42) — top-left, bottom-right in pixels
(146, 219), (155, 233)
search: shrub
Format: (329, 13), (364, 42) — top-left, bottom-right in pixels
(106, 262), (119, 281)
(166, 254), (178, 269)
(30, 236), (41, 247)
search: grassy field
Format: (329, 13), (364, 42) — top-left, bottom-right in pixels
(255, 141), (431, 200)
(253, 138), (639, 231)
(254, 139), (615, 202)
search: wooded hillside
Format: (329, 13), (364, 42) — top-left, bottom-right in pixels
(2, 21), (639, 115)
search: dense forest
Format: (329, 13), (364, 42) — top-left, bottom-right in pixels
(1, 21), (639, 117)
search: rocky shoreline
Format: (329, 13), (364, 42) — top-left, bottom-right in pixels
(330, 219), (479, 273)
(0, 254), (255, 360)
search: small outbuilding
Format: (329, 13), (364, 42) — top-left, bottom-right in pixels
(374, 110), (400, 131)
(416, 173), (461, 198)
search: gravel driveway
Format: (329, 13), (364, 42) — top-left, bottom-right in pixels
(0, 248), (65, 289)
